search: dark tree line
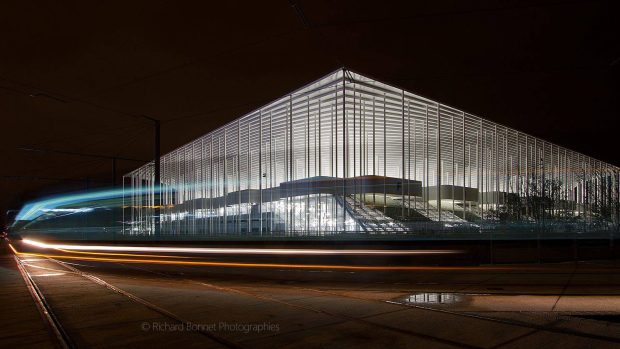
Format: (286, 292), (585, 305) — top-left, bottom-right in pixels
(488, 174), (619, 230)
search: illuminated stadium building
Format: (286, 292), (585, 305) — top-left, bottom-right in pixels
(124, 69), (620, 237)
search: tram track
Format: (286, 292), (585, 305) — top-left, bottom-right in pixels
(13, 255), (74, 349)
(12, 252), (243, 349)
(11, 248), (620, 348)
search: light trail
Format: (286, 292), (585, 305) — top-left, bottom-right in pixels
(8, 243), (19, 254)
(14, 187), (147, 221)
(56, 248), (196, 259)
(20, 258), (47, 262)
(9, 245), (510, 271)
(22, 238), (462, 256)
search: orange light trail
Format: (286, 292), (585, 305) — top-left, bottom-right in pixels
(8, 243), (19, 254)
(21, 238), (462, 256)
(56, 248), (195, 259)
(10, 246), (512, 271)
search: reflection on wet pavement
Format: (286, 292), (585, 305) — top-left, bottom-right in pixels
(393, 292), (620, 313)
(399, 292), (472, 305)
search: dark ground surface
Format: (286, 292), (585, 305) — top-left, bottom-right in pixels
(2, 238), (619, 348)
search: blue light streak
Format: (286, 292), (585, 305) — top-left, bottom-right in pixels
(14, 186), (157, 223)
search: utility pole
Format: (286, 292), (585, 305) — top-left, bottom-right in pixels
(18, 80), (163, 238)
(17, 146), (150, 241)
(112, 157), (117, 187)
(153, 119), (161, 188)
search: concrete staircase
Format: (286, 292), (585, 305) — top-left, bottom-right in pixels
(403, 199), (466, 223)
(336, 195), (408, 233)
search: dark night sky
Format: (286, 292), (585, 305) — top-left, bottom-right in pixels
(0, 0), (618, 225)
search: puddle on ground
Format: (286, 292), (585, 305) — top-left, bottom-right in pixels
(394, 293), (620, 313)
(396, 292), (489, 306)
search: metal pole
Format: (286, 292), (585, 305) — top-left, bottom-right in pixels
(451, 114), (455, 218)
(480, 119), (483, 220)
(402, 90), (406, 220)
(437, 104), (442, 222)
(153, 118), (161, 239)
(238, 121), (241, 235)
(462, 112), (466, 220)
(112, 157), (117, 187)
(259, 110), (263, 236)
(383, 94), (387, 215)
(408, 101), (411, 217)
(495, 125), (498, 219)
(373, 97), (376, 206)
(224, 130), (227, 235)
(343, 71), (347, 210)
(425, 105), (429, 218)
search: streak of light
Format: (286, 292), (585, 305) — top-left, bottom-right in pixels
(15, 187), (148, 221)
(8, 243), (18, 254)
(32, 273), (66, 277)
(11, 249), (512, 271)
(22, 239), (461, 256)
(56, 248), (196, 259)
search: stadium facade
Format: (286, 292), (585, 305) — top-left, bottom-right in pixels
(123, 69), (620, 238)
